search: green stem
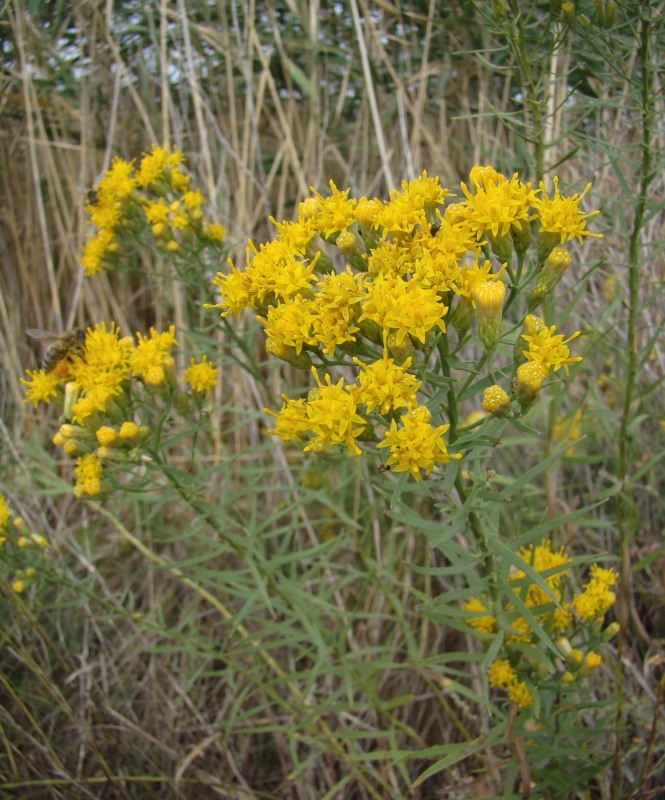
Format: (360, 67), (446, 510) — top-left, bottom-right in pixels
(613, 7), (655, 797)
(438, 335), (499, 603)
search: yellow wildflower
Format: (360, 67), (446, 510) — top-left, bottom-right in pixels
(73, 454), (103, 497)
(20, 369), (60, 404)
(489, 659), (517, 687)
(508, 681), (534, 708)
(185, 356), (218, 394)
(534, 177), (601, 245)
(462, 596), (497, 633)
(353, 352), (421, 415)
(377, 405), (461, 481)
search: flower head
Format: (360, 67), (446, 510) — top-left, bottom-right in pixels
(21, 369), (61, 405)
(377, 405), (461, 481)
(353, 352), (421, 415)
(534, 177), (601, 244)
(185, 356), (218, 394)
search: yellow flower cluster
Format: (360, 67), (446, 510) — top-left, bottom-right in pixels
(0, 493), (50, 594)
(81, 144), (224, 276)
(210, 168), (598, 478)
(463, 540), (617, 709)
(21, 324), (218, 496)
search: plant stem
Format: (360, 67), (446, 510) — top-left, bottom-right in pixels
(613, 6), (655, 797)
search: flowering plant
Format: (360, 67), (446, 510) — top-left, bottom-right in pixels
(210, 166), (597, 479)
(20, 154), (613, 772)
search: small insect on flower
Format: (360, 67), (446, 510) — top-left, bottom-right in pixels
(26, 328), (86, 375)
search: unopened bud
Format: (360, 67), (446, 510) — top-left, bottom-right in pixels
(482, 384), (511, 416)
(472, 279), (506, 351)
(527, 246), (572, 309)
(515, 361), (548, 409)
(448, 296), (475, 340)
(511, 218), (532, 257)
(487, 231), (513, 263)
(265, 339), (313, 369)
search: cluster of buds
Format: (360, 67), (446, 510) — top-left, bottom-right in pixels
(0, 495), (50, 594)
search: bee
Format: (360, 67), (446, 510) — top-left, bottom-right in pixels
(26, 327), (86, 374)
(378, 464), (391, 473)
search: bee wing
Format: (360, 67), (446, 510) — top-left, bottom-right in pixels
(26, 328), (58, 342)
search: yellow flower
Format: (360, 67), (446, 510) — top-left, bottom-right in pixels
(462, 596), (497, 633)
(258, 295), (317, 356)
(97, 156), (136, 201)
(272, 217), (316, 253)
(309, 181), (358, 238)
(304, 370), (367, 456)
(182, 189), (202, 210)
(73, 454), (103, 497)
(311, 268), (364, 355)
(508, 681), (534, 708)
(203, 222), (225, 241)
(68, 323), (133, 410)
(96, 426), (118, 446)
(522, 325), (583, 374)
(455, 259), (504, 299)
(0, 494), (9, 530)
(461, 170), (535, 240)
(185, 356), (218, 394)
(515, 361), (549, 408)
(144, 198), (170, 225)
(210, 261), (253, 317)
(353, 352), (421, 415)
(81, 228), (116, 276)
(375, 171), (447, 234)
(572, 563), (618, 621)
(585, 651), (602, 669)
(135, 144), (183, 187)
(20, 369), (60, 404)
(482, 385), (510, 416)
(119, 421), (141, 440)
(131, 326), (177, 383)
(377, 405), (461, 481)
(265, 396), (310, 443)
(360, 274), (448, 346)
(489, 659), (517, 687)
(534, 177), (601, 245)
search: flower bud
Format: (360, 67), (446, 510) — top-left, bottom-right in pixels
(448, 296), (475, 340)
(472, 279), (506, 351)
(511, 218), (532, 257)
(487, 231), (513, 263)
(602, 621), (620, 642)
(514, 361), (548, 409)
(536, 230), (560, 265)
(265, 339), (313, 369)
(482, 384), (511, 416)
(385, 332), (416, 364)
(96, 426), (118, 446)
(527, 246), (572, 309)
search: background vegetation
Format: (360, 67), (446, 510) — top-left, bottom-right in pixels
(0, 0), (663, 797)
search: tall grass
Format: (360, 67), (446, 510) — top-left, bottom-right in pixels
(1, 1), (664, 798)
